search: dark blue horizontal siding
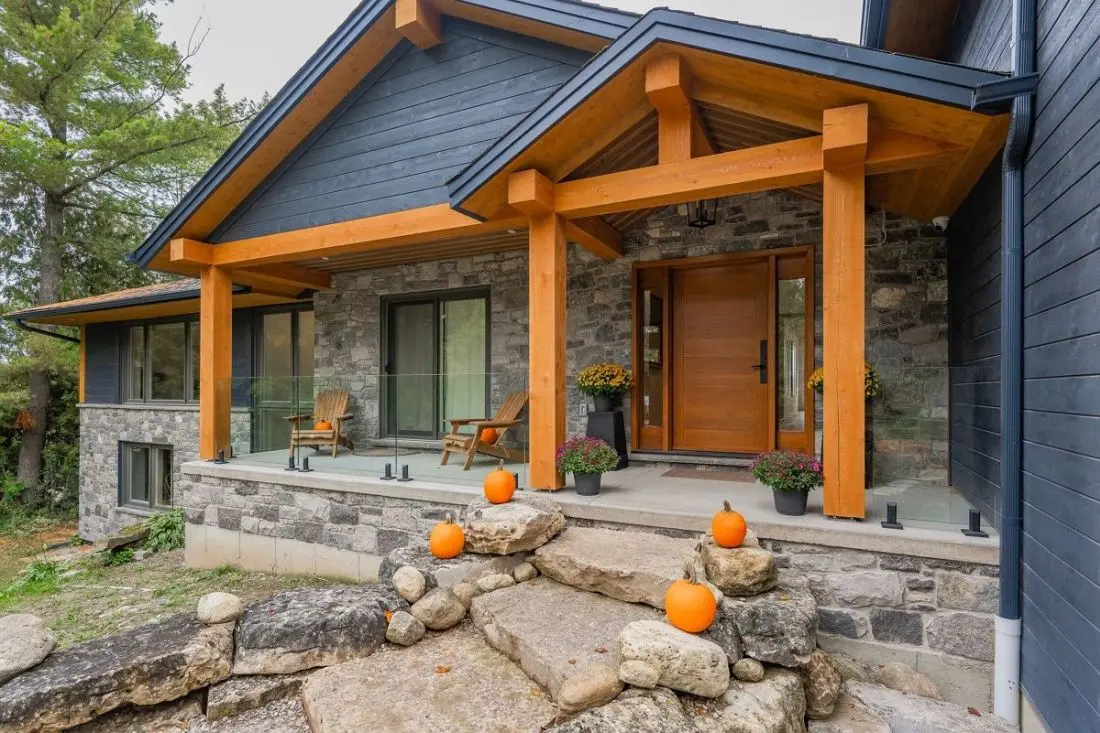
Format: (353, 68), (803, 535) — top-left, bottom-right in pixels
(84, 324), (120, 404)
(212, 18), (589, 243)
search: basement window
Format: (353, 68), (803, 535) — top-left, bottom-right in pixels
(120, 443), (173, 509)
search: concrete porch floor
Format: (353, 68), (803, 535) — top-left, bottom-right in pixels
(222, 448), (997, 565)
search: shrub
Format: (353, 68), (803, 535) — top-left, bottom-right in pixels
(751, 451), (823, 493)
(102, 547), (134, 567)
(556, 437), (620, 475)
(143, 508), (185, 553)
(575, 363), (633, 397)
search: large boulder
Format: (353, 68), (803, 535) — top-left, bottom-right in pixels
(301, 627), (557, 732)
(379, 541), (530, 589)
(0, 614), (55, 684)
(531, 527), (696, 608)
(0, 614), (232, 733)
(550, 688), (696, 733)
(802, 648), (842, 719)
(463, 494), (565, 554)
(469, 577), (661, 711)
(701, 536), (778, 597)
(722, 571), (817, 667)
(808, 693), (890, 733)
(233, 587), (401, 675)
(410, 588), (466, 631)
(617, 620), (730, 698)
(693, 667), (807, 733)
(846, 681), (1016, 733)
(205, 672), (308, 722)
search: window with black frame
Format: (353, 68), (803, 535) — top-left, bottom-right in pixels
(125, 320), (198, 403)
(120, 442), (172, 509)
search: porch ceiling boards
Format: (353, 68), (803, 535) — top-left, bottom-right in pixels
(295, 228), (530, 273)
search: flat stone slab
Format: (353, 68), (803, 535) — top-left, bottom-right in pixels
(379, 541), (530, 589)
(808, 694), (891, 733)
(469, 577), (662, 707)
(68, 692), (205, 733)
(550, 688), (696, 733)
(532, 527), (696, 609)
(0, 614), (233, 733)
(234, 587), (403, 675)
(301, 626), (556, 732)
(206, 672), (309, 721)
(846, 682), (1015, 733)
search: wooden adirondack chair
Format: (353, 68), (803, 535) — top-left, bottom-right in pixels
(287, 389), (355, 458)
(440, 391), (528, 470)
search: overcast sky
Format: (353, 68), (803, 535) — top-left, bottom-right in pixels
(154, 0), (862, 104)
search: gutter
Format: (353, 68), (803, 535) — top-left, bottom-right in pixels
(13, 319), (81, 345)
(995, 0), (1035, 725)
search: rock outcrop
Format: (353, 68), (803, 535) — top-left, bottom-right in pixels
(301, 627), (557, 732)
(617, 620), (730, 698)
(463, 494), (565, 554)
(532, 527), (696, 608)
(0, 614), (232, 733)
(0, 614), (55, 684)
(722, 571), (818, 667)
(233, 587), (398, 675)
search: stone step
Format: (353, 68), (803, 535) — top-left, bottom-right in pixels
(302, 626), (557, 732)
(810, 682), (1015, 733)
(469, 576), (663, 712)
(531, 526), (698, 608)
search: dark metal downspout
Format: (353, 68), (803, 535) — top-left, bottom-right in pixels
(13, 319), (81, 345)
(997, 0), (1035, 723)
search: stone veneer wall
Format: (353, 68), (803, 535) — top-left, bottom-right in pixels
(78, 405), (250, 540)
(176, 468), (995, 707)
(314, 190), (948, 481)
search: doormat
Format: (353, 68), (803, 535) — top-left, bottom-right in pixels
(662, 467), (754, 483)
(354, 447), (419, 457)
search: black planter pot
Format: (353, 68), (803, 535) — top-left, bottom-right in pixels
(772, 489), (809, 516)
(574, 472), (602, 496)
(592, 394), (616, 412)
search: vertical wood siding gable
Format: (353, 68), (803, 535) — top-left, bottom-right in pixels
(211, 18), (591, 243)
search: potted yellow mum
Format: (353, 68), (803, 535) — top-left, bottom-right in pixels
(576, 363), (633, 412)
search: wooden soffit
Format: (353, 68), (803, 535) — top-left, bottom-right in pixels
(454, 40), (1010, 222)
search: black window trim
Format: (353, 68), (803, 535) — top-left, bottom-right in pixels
(121, 315), (200, 405)
(118, 441), (173, 510)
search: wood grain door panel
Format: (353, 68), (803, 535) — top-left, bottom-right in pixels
(673, 262), (770, 452)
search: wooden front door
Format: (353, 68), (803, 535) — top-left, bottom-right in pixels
(672, 262), (770, 452)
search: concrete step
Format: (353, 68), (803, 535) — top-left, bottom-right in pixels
(629, 452), (754, 469)
(531, 527), (698, 609)
(810, 682), (1015, 733)
(468, 577), (662, 712)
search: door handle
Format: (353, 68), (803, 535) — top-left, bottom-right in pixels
(750, 340), (767, 384)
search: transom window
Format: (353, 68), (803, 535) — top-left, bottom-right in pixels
(126, 320), (199, 403)
(120, 443), (172, 509)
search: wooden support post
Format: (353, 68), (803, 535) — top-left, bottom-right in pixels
(78, 325), (86, 404)
(199, 266), (233, 460)
(510, 169), (566, 489)
(822, 104), (869, 519)
(646, 54), (697, 165)
(396, 0), (442, 49)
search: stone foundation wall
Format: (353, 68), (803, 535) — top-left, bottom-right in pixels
(176, 469), (994, 706)
(78, 405), (250, 540)
(313, 191), (948, 481)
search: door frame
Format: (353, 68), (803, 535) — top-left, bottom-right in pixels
(380, 287), (492, 439)
(631, 245), (815, 455)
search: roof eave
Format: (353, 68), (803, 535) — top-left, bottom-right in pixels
(4, 284), (249, 323)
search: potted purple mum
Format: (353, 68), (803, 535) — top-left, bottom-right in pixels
(751, 450), (824, 516)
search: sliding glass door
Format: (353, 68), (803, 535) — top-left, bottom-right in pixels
(385, 291), (488, 439)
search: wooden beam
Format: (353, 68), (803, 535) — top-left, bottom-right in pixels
(528, 213), (567, 490)
(821, 104), (868, 520)
(211, 204), (527, 267)
(199, 266), (233, 460)
(396, 0), (442, 49)
(508, 169), (555, 215)
(235, 264), (332, 293)
(646, 53), (711, 165)
(78, 325), (86, 403)
(170, 238), (213, 266)
(567, 217), (623, 260)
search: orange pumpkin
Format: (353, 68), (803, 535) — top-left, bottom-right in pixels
(665, 564), (717, 633)
(429, 513), (465, 559)
(712, 500), (747, 548)
(313, 419), (333, 431)
(483, 460), (516, 504)
(480, 427), (499, 444)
